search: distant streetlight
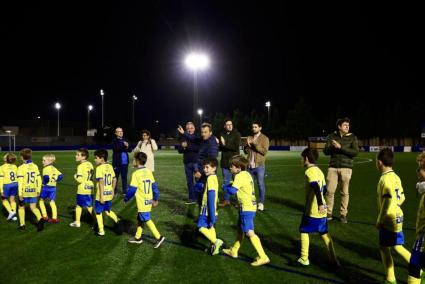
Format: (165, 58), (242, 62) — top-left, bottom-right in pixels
(265, 101), (271, 123)
(184, 52), (210, 124)
(87, 105), (93, 131)
(5, 130), (12, 152)
(100, 89), (104, 128)
(197, 108), (203, 125)
(55, 102), (61, 136)
(132, 95), (138, 128)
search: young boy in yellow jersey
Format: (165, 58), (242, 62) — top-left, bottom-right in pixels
(222, 155), (270, 266)
(94, 149), (119, 236)
(124, 152), (165, 248)
(376, 148), (411, 284)
(196, 157), (223, 255)
(70, 148), (95, 228)
(0, 153), (18, 221)
(407, 152), (425, 284)
(39, 154), (63, 223)
(297, 148), (338, 267)
(17, 148), (45, 231)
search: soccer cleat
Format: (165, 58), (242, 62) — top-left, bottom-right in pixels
(257, 203), (264, 211)
(42, 216), (49, 222)
(97, 230), (105, 236)
(48, 218), (60, 224)
(340, 215), (348, 224)
(297, 257), (310, 266)
(327, 214), (333, 221)
(251, 256), (270, 267)
(69, 221), (81, 228)
(37, 218), (45, 232)
(153, 236), (165, 248)
(128, 237), (143, 244)
(211, 239), (223, 255)
(7, 211), (17, 221)
(222, 248), (238, 258)
(18, 225), (26, 230)
(12, 216), (17, 221)
(218, 200), (231, 208)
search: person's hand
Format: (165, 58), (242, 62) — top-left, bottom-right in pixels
(177, 125), (184, 134)
(123, 141), (129, 148)
(194, 171), (202, 179)
(181, 141), (188, 148)
(331, 140), (341, 149)
(247, 137), (253, 146)
(318, 205), (327, 215)
(152, 200), (159, 207)
(220, 136), (225, 146)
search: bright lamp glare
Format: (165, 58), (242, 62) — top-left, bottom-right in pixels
(88, 105), (93, 111)
(185, 53), (210, 71)
(197, 109), (203, 115)
(55, 103), (61, 110)
(133, 95), (138, 100)
(265, 101), (271, 107)
(100, 89), (104, 96)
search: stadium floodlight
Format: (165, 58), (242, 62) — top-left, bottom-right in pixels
(87, 105), (93, 131)
(197, 108), (203, 125)
(265, 101), (271, 123)
(55, 102), (61, 136)
(184, 52), (210, 124)
(132, 94), (138, 128)
(100, 89), (105, 128)
(37, 116), (41, 119)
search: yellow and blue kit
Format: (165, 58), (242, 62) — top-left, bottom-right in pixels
(94, 163), (116, 213)
(74, 161), (94, 207)
(40, 164), (63, 201)
(0, 163), (18, 198)
(17, 160), (41, 204)
(197, 174), (218, 228)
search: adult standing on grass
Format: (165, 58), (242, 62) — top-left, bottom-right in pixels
(324, 117), (359, 224)
(218, 119), (241, 207)
(133, 130), (158, 172)
(177, 122), (200, 204)
(244, 121), (269, 211)
(112, 127), (131, 196)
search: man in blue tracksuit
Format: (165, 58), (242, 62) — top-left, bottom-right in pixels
(112, 127), (131, 195)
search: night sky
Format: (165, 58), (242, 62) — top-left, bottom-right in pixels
(1, 2), (424, 132)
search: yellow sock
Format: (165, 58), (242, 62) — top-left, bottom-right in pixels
(321, 233), (337, 262)
(31, 208), (42, 221)
(2, 199), (12, 213)
(39, 199), (48, 218)
(232, 230), (244, 253)
(50, 201), (57, 219)
(11, 200), (16, 212)
(18, 207), (25, 226)
(87, 207), (93, 214)
(249, 234), (267, 259)
(408, 275), (421, 284)
(380, 246), (396, 282)
(135, 226), (143, 239)
(199, 227), (217, 244)
(105, 210), (118, 223)
(394, 245), (411, 264)
(75, 206), (82, 223)
(96, 214), (104, 232)
(300, 233), (309, 261)
(146, 220), (161, 239)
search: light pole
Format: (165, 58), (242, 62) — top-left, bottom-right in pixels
(184, 52), (210, 124)
(265, 101), (271, 124)
(197, 108), (203, 126)
(55, 102), (61, 136)
(5, 130), (11, 152)
(87, 105), (93, 131)
(132, 95), (138, 128)
(100, 89), (104, 129)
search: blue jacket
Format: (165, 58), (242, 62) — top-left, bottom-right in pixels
(112, 137), (131, 167)
(195, 135), (219, 172)
(177, 133), (201, 164)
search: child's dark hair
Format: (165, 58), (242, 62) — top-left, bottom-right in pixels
(20, 148), (32, 160)
(94, 149), (108, 161)
(141, 129), (151, 137)
(229, 155), (249, 171)
(134, 152), (148, 166)
(4, 153), (17, 164)
(77, 148), (89, 158)
(377, 147), (394, 167)
(202, 157), (218, 168)
(301, 147), (319, 164)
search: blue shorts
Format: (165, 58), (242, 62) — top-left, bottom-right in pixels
(137, 212), (151, 222)
(3, 183), (18, 198)
(197, 214), (216, 228)
(299, 215), (328, 234)
(238, 211), (255, 233)
(379, 228), (405, 247)
(76, 194), (93, 208)
(23, 197), (38, 204)
(410, 234), (425, 268)
(40, 187), (56, 200)
(94, 200), (112, 214)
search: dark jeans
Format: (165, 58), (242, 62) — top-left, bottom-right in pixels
(114, 164), (128, 195)
(184, 162), (197, 201)
(222, 167), (232, 201)
(249, 165), (266, 204)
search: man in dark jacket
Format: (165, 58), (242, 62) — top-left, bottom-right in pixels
(218, 119), (241, 207)
(177, 122), (200, 204)
(324, 117), (359, 223)
(112, 127), (131, 195)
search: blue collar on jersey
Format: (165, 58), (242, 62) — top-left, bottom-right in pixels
(24, 160), (32, 164)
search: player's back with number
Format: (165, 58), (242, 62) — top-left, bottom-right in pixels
(18, 162), (41, 197)
(133, 168), (155, 212)
(96, 163), (115, 202)
(1, 163), (18, 185)
(76, 161), (94, 195)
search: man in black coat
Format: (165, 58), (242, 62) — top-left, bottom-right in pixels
(112, 127), (131, 195)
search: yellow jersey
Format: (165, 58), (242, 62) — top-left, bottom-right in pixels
(95, 163), (116, 202)
(416, 192), (425, 235)
(0, 163), (18, 186)
(74, 161), (94, 195)
(232, 171), (257, 212)
(129, 167), (157, 212)
(200, 174), (218, 216)
(304, 166), (327, 218)
(17, 161), (41, 198)
(377, 170), (405, 232)
(42, 165), (63, 187)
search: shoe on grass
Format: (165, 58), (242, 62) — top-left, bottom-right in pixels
(128, 237), (143, 244)
(257, 203), (264, 211)
(211, 239), (223, 255)
(154, 236), (165, 248)
(69, 221), (81, 228)
(340, 215), (348, 224)
(7, 211), (16, 221)
(251, 256), (270, 266)
(97, 230), (105, 236)
(297, 257), (310, 266)
(222, 248), (238, 258)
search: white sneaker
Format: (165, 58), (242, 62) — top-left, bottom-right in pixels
(7, 211), (16, 221)
(128, 237), (143, 244)
(258, 203), (264, 211)
(12, 216), (17, 221)
(69, 221), (81, 228)
(97, 230), (105, 236)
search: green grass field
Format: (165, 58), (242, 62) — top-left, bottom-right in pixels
(0, 150), (421, 283)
